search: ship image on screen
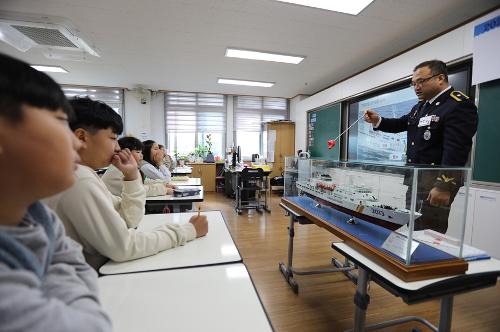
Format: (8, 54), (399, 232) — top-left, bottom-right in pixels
(349, 87), (418, 163)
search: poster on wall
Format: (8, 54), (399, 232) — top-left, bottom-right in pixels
(472, 8), (500, 85)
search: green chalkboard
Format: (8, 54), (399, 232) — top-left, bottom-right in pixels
(307, 103), (341, 160)
(473, 79), (500, 184)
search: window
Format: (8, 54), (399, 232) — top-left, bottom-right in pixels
(165, 92), (226, 158)
(234, 96), (288, 159)
(62, 86), (124, 115)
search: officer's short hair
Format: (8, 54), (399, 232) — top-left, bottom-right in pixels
(414, 60), (448, 82)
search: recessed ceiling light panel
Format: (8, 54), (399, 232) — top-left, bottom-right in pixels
(225, 48), (304, 64)
(275, 0), (374, 15)
(217, 78), (274, 88)
(31, 65), (68, 73)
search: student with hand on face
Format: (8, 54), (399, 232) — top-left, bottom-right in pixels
(159, 144), (176, 171)
(44, 98), (208, 270)
(0, 54), (111, 331)
(102, 136), (175, 197)
(140, 140), (172, 182)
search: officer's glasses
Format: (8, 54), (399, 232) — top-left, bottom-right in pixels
(410, 73), (440, 88)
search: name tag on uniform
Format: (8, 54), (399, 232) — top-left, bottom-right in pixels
(418, 116), (432, 127)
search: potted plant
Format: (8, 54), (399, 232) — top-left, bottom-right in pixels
(177, 154), (187, 167)
(204, 134), (215, 163)
(193, 145), (206, 163)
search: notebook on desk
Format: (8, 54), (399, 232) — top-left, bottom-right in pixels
(173, 187), (201, 197)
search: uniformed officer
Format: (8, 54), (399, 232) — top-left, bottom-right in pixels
(364, 60), (478, 233)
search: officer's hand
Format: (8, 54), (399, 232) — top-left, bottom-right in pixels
(364, 109), (380, 124)
(427, 187), (451, 207)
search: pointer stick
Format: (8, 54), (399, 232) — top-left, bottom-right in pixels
(327, 112), (366, 149)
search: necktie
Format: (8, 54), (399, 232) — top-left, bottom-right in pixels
(421, 102), (431, 116)
(417, 102), (430, 118)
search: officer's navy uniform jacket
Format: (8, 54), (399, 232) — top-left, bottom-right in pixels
(375, 87), (478, 232)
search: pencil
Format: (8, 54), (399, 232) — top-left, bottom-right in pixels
(197, 206), (201, 217)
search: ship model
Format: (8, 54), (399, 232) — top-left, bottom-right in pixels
(296, 173), (421, 230)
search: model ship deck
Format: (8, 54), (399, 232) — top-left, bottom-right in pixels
(281, 195), (468, 281)
(295, 176), (421, 228)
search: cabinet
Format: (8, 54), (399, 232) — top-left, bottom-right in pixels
(266, 121), (295, 179)
(188, 163), (216, 192)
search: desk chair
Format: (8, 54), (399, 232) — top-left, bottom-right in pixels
(235, 168), (270, 214)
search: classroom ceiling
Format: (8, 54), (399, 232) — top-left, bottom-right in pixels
(0, 0), (498, 98)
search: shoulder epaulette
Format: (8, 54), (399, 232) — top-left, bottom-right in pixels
(450, 90), (470, 102)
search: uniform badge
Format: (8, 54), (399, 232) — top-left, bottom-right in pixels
(423, 130), (431, 140)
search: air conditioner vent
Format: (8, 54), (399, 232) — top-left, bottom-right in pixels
(12, 25), (78, 48)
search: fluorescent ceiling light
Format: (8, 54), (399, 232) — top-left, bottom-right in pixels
(217, 78), (274, 88)
(225, 48), (304, 64)
(31, 65), (68, 73)
(63, 88), (87, 92)
(275, 0), (374, 15)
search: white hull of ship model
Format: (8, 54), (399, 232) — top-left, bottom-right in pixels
(296, 180), (421, 226)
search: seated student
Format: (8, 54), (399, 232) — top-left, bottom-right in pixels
(45, 98), (208, 269)
(0, 54), (111, 331)
(140, 140), (172, 181)
(159, 144), (175, 171)
(102, 136), (175, 197)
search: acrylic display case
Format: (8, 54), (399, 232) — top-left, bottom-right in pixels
(282, 156), (480, 281)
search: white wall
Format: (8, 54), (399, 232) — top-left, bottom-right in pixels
(290, 17), (480, 152)
(289, 95), (308, 148)
(123, 90), (152, 141)
(150, 92), (166, 145)
(226, 95), (234, 149)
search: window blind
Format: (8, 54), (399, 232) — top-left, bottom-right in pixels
(62, 86), (124, 115)
(234, 96), (288, 131)
(165, 92), (226, 133)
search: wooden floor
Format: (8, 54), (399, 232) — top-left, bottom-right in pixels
(196, 192), (500, 332)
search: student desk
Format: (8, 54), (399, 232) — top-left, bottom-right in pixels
(333, 242), (500, 332)
(98, 263), (273, 332)
(99, 210), (241, 275)
(169, 177), (201, 186)
(146, 185), (204, 212)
